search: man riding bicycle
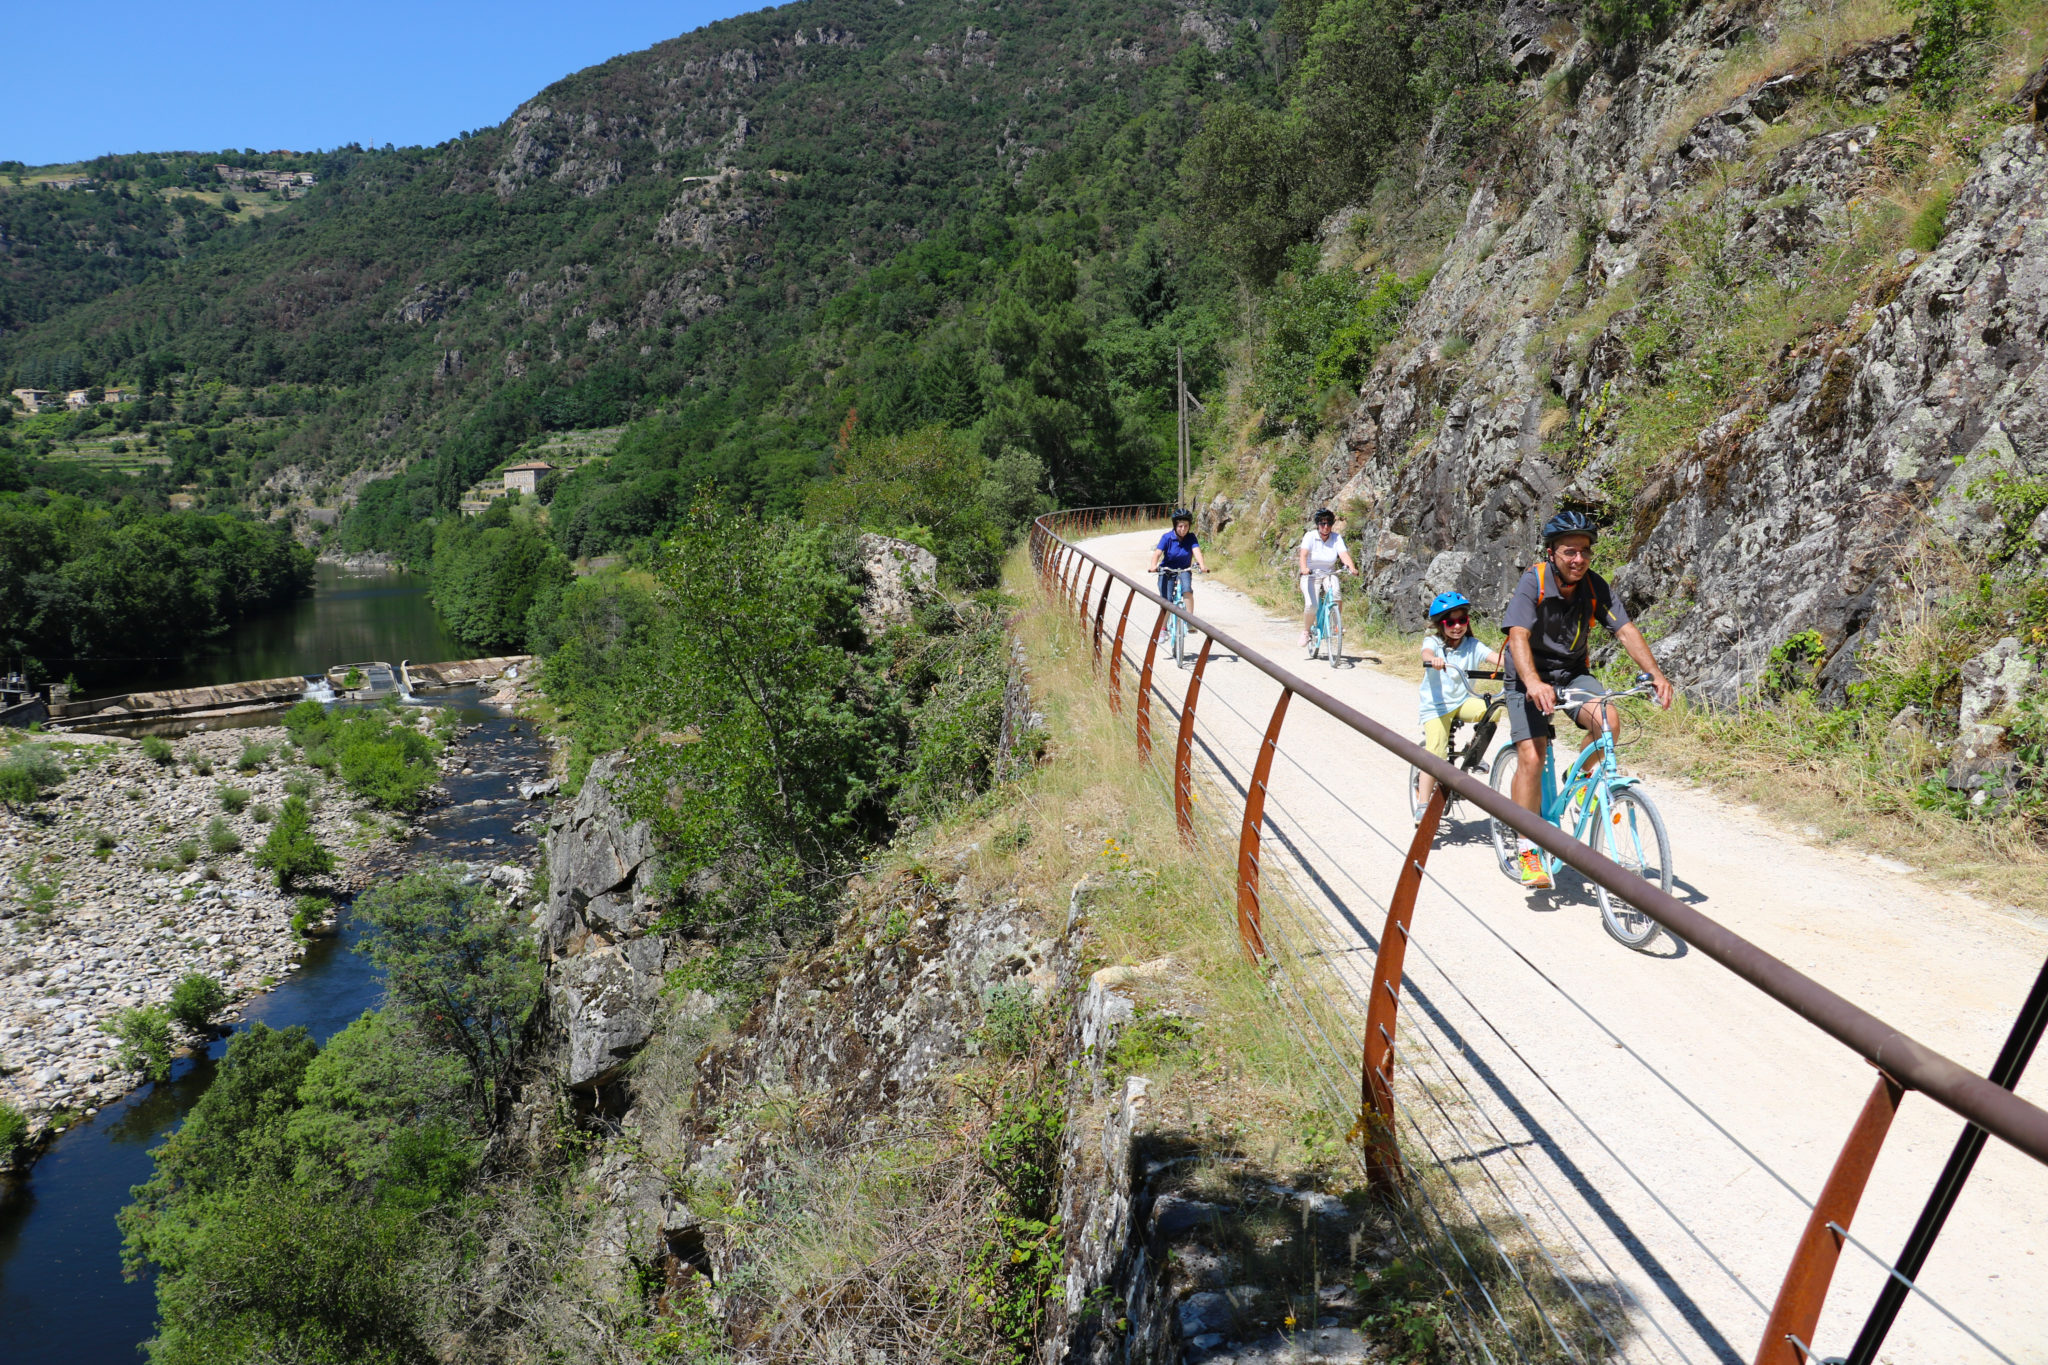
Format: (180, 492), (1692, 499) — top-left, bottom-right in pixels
(1147, 508), (1208, 632)
(1297, 508), (1357, 648)
(1502, 511), (1674, 889)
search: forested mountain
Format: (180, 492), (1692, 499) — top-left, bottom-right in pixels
(2, 0), (1294, 555)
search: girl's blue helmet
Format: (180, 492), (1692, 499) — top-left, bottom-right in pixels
(1428, 591), (1472, 620)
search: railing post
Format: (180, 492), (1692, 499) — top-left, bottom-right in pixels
(1755, 1072), (1907, 1365)
(1135, 603), (1168, 760)
(1092, 576), (1113, 675)
(1078, 562), (1097, 631)
(1235, 688), (1291, 962)
(1362, 785), (1446, 1193)
(1172, 634), (1214, 847)
(1108, 589), (1135, 716)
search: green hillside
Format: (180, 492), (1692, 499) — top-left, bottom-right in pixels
(1, 1), (1273, 548)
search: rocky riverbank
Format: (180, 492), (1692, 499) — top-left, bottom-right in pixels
(0, 714), (471, 1156)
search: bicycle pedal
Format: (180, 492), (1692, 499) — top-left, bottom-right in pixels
(1472, 762), (1490, 776)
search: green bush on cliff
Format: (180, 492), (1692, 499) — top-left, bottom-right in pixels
(352, 867), (542, 1121)
(0, 1100), (27, 1158)
(569, 501), (1016, 951)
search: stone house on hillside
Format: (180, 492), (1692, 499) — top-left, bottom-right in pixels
(502, 461), (554, 496)
(10, 388), (51, 413)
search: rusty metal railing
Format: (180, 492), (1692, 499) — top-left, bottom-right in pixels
(1029, 505), (2048, 1365)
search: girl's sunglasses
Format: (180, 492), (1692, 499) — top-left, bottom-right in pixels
(1440, 614), (1470, 627)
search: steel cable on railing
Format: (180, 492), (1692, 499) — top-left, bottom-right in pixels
(1106, 585), (1776, 1365)
(1050, 515), (2040, 1365)
(1169, 662), (1709, 1364)
(1086, 614), (1527, 1363)
(1165, 689), (1609, 1364)
(1087, 565), (1748, 1363)
(1819, 1220), (2019, 1364)
(1185, 645), (1788, 1340)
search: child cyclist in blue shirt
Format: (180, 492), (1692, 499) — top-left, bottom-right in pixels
(1414, 592), (1497, 811)
(1146, 509), (1208, 634)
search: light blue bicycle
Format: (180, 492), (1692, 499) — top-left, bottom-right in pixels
(1307, 570), (1345, 669)
(1162, 567), (1196, 667)
(1486, 674), (1674, 950)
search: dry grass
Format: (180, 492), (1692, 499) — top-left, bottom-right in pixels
(1653, 0), (1908, 156)
(1007, 546), (1611, 1361)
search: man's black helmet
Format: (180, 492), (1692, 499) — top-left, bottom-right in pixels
(1542, 510), (1598, 546)
(1171, 507), (1194, 524)
(1312, 507), (1336, 525)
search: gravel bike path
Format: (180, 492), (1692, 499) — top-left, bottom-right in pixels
(1074, 529), (2047, 1365)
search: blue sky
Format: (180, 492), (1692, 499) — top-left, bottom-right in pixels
(2, 0), (759, 166)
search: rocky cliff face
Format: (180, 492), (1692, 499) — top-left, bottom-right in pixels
(1237, 3), (2047, 712)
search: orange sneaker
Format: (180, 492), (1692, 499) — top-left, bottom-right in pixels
(1517, 849), (1553, 890)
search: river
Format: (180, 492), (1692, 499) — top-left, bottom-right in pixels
(85, 561), (467, 699)
(0, 571), (548, 1362)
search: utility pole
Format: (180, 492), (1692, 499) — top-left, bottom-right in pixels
(1175, 343), (1188, 512)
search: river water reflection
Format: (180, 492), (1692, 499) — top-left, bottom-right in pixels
(90, 562), (466, 699)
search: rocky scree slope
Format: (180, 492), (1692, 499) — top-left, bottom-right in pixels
(1216, 3), (2048, 723)
(530, 767), (1399, 1363)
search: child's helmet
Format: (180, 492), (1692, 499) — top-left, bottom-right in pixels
(1428, 592), (1472, 620)
(1171, 508), (1194, 524)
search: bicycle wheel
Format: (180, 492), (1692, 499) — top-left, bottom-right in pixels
(1171, 611), (1186, 667)
(1327, 600), (1344, 668)
(1588, 785), (1673, 950)
(1487, 745), (1522, 879)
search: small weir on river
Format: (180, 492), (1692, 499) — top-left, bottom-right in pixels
(0, 568), (556, 1362)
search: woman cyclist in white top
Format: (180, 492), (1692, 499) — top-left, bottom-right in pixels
(1297, 508), (1357, 647)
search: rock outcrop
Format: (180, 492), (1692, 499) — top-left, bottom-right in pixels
(1272, 7), (2048, 713)
(540, 754), (671, 1089)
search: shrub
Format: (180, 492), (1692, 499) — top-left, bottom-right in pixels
(253, 795), (334, 890)
(252, 803), (273, 823)
(0, 1100), (28, 1157)
(206, 816), (242, 855)
(236, 742), (271, 772)
(94, 829), (116, 852)
(285, 774), (316, 798)
(176, 838), (200, 866)
(974, 982), (1044, 1059)
(191, 756), (214, 777)
(219, 786), (251, 813)
(0, 744), (65, 808)
(168, 973), (230, 1036)
(354, 866), (543, 1117)
(107, 1006), (177, 1081)
(142, 736), (175, 766)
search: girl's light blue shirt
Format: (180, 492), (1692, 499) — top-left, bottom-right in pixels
(1419, 635), (1496, 725)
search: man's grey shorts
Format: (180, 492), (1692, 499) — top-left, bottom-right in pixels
(1504, 674), (1609, 745)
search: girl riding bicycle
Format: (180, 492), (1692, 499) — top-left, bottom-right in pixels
(1415, 591), (1498, 812)
(1297, 508), (1357, 647)
(1147, 509), (1207, 638)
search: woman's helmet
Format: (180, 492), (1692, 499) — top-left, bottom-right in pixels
(1428, 591), (1472, 621)
(1541, 509), (1598, 547)
(1312, 507), (1336, 526)
(1171, 508), (1194, 526)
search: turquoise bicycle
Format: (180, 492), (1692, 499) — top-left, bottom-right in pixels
(1307, 570), (1345, 669)
(1486, 674), (1674, 950)
(1161, 567), (1196, 667)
